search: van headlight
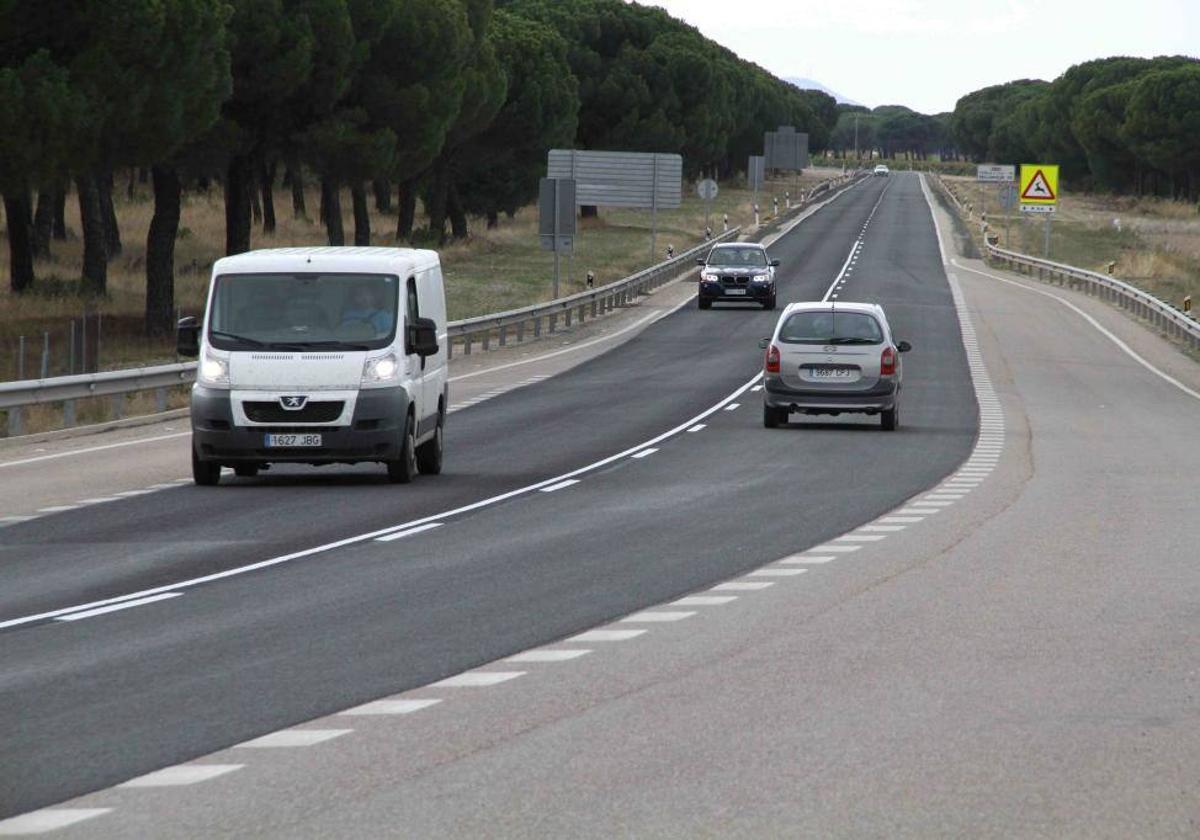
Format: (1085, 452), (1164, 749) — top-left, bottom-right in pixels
(361, 352), (401, 387)
(198, 352), (229, 388)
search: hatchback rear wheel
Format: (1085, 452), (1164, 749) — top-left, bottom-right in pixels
(763, 404), (787, 428)
(881, 403), (899, 431)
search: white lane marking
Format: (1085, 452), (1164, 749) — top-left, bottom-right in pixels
(0, 432), (191, 469)
(236, 729), (352, 748)
(671, 595), (738, 606)
(816, 544), (862, 553)
(375, 522), (444, 543)
(56, 593), (181, 622)
(0, 809), (112, 834)
(631, 448), (658, 459)
(432, 671), (525, 688)
(857, 524), (907, 532)
(879, 516), (924, 524)
(821, 179), (891, 301)
(340, 699), (442, 716)
(896, 507), (941, 515)
(540, 479), (580, 493)
(119, 764), (243, 787)
(37, 505), (79, 513)
(724, 403), (740, 411)
(750, 384), (764, 392)
(569, 629), (646, 642)
(0, 516), (39, 525)
(712, 581), (774, 591)
(779, 554), (837, 564)
(687, 424), (706, 433)
(76, 497), (121, 505)
(749, 568), (808, 577)
(148, 482), (180, 490)
(835, 534), (887, 542)
(506, 649), (591, 663)
(918, 500), (956, 507)
(620, 611), (696, 623)
(112, 488), (157, 497)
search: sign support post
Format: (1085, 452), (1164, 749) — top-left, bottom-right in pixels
(650, 155), (658, 260)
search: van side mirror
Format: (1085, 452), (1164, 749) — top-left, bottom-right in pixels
(758, 337), (770, 350)
(770, 259), (780, 267)
(177, 316), (200, 357)
(897, 340), (912, 353)
(407, 317), (439, 357)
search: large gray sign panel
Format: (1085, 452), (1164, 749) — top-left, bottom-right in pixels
(547, 150), (682, 209)
(764, 126), (810, 171)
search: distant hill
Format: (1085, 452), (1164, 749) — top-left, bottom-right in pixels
(785, 77), (863, 107)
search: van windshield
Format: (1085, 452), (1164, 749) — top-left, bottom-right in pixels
(207, 273), (399, 351)
(778, 311), (883, 345)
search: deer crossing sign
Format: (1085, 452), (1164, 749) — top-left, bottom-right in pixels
(1019, 164), (1059, 213)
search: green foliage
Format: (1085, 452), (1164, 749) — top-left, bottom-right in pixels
(0, 51), (82, 192)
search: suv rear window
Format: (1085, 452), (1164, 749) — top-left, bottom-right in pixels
(778, 311), (883, 345)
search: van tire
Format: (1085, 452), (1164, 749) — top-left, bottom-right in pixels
(233, 464), (259, 478)
(387, 414), (418, 483)
(763, 404), (787, 428)
(192, 447), (221, 486)
(416, 411), (443, 475)
(881, 403), (899, 431)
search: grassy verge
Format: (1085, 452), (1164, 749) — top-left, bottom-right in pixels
(1, 169), (842, 381)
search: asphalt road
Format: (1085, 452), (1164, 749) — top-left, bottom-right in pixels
(0, 173), (980, 820)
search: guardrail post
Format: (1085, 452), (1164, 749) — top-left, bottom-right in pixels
(578, 303), (586, 323)
(464, 334), (472, 355)
(482, 329), (490, 351)
(549, 313), (558, 333)
(111, 394), (124, 421)
(564, 307), (572, 328)
(533, 317), (541, 339)
(63, 399), (76, 427)
(446, 337), (454, 360)
(498, 325), (507, 347)
(155, 387), (167, 413)
(6, 407), (22, 437)
(591, 299), (598, 318)
(516, 321), (525, 343)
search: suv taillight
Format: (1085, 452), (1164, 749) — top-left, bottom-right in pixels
(765, 344), (781, 373)
(880, 346), (897, 376)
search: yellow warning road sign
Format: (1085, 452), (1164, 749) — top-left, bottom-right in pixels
(1019, 164), (1058, 212)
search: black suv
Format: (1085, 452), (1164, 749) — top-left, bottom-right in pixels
(697, 243), (779, 310)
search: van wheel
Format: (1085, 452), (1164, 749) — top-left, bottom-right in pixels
(233, 464), (259, 478)
(763, 404), (787, 428)
(881, 404), (899, 431)
(387, 414), (418, 483)
(416, 412), (444, 475)
(192, 447), (221, 486)
(698, 298), (711, 310)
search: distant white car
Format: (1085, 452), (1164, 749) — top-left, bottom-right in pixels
(873, 164), (890, 177)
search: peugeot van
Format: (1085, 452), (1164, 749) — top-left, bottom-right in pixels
(177, 247), (448, 485)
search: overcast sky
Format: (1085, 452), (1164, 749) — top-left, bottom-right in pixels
(641, 0), (1199, 113)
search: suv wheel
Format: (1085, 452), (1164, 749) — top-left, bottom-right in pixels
(763, 291), (777, 311)
(698, 298), (712, 310)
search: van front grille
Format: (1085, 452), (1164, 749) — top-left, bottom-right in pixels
(243, 401), (344, 423)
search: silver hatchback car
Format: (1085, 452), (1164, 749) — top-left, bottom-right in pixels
(759, 301), (911, 430)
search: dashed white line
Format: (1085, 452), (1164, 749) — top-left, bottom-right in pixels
(375, 522), (444, 543)
(340, 699), (442, 716)
(620, 611), (696, 623)
(779, 554), (837, 564)
(748, 568), (808, 577)
(835, 534), (887, 543)
(0, 809), (112, 834)
(569, 629), (646, 642)
(119, 764), (243, 788)
(236, 729), (352, 749)
(816, 544), (862, 554)
(432, 671), (525, 688)
(711, 581), (774, 591)
(724, 403), (740, 411)
(539, 479), (580, 493)
(506, 649), (592, 663)
(857, 524), (906, 532)
(671, 595), (738, 606)
(56, 593), (182, 623)
(687, 424), (706, 433)
(631, 448), (658, 459)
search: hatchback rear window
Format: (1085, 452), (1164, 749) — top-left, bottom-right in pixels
(778, 311), (883, 345)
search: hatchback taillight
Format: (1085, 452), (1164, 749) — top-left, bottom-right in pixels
(880, 346), (897, 376)
(765, 344), (781, 373)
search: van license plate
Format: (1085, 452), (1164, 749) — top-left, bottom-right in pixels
(265, 433), (322, 447)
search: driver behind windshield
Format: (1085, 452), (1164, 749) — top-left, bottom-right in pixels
(341, 285), (393, 334)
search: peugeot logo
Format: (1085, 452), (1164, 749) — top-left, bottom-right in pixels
(279, 395), (308, 410)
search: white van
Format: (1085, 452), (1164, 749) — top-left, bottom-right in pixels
(177, 247), (448, 485)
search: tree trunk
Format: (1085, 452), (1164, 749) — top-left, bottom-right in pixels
(32, 188), (53, 258)
(397, 181), (416, 241)
(287, 156), (306, 219)
(373, 178), (391, 212)
(426, 161), (449, 244)
(486, 209), (498, 229)
(76, 173), (108, 294)
(260, 159), (277, 234)
(99, 169), (121, 259)
(351, 182), (370, 246)
(3, 191), (35, 293)
(447, 182), (468, 240)
(52, 186), (67, 240)
(145, 165), (181, 337)
(224, 154), (253, 255)
(321, 177), (345, 246)
(250, 178), (263, 223)
(126, 168), (136, 200)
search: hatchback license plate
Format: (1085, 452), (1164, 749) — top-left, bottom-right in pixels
(265, 433), (322, 447)
(810, 367), (855, 379)
(724, 288), (747, 296)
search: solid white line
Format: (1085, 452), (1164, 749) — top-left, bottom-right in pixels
(119, 764), (244, 788)
(339, 698), (442, 716)
(0, 515), (38, 525)
(712, 581), (774, 591)
(55, 593), (181, 622)
(0, 809), (112, 834)
(236, 729), (351, 748)
(432, 671), (525, 688)
(0, 432), (191, 468)
(540, 479), (580, 493)
(568, 629), (646, 642)
(77, 497), (121, 505)
(506, 649), (591, 663)
(631, 448), (658, 459)
(671, 595), (738, 606)
(112, 488), (157, 497)
(375, 522), (444, 543)
(620, 611), (696, 622)
(37, 505), (79, 514)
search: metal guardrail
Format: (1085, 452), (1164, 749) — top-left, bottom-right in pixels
(0, 171), (865, 438)
(930, 173), (1200, 354)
